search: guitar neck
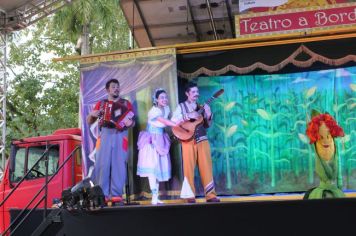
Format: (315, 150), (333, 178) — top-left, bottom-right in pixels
(197, 96), (214, 114)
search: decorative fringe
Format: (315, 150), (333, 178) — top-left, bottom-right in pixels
(178, 45), (356, 79)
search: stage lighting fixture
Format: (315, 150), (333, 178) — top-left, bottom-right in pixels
(61, 178), (105, 210)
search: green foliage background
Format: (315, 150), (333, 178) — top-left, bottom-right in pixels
(193, 67), (356, 195)
(5, 0), (130, 149)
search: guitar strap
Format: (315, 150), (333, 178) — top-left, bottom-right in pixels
(179, 102), (187, 119)
(180, 101), (202, 119)
(181, 102), (187, 112)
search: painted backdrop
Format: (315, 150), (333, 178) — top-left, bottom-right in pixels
(192, 66), (356, 195)
(80, 49), (181, 197)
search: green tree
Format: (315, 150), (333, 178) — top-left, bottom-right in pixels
(51, 0), (130, 55)
(6, 19), (79, 141)
(5, 0), (131, 150)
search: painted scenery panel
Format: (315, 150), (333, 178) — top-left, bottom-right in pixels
(193, 66), (356, 195)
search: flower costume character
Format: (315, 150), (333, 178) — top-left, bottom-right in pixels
(304, 111), (345, 199)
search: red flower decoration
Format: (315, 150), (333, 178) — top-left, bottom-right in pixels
(306, 114), (344, 144)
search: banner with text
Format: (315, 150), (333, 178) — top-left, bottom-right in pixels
(242, 0), (347, 13)
(235, 2), (356, 38)
(239, 0), (288, 12)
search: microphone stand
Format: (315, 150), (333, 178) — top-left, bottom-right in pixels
(125, 160), (140, 205)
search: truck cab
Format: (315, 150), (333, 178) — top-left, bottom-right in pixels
(0, 128), (82, 234)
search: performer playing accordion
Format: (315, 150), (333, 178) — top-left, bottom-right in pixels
(98, 99), (135, 131)
(87, 79), (135, 205)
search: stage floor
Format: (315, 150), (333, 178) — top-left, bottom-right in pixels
(135, 191), (356, 205)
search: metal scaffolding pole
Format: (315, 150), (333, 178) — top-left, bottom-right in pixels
(2, 0), (75, 32)
(0, 13), (7, 172)
(0, 0), (76, 173)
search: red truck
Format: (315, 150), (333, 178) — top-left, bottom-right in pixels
(0, 128), (82, 235)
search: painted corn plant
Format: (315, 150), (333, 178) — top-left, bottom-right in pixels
(193, 66), (356, 196)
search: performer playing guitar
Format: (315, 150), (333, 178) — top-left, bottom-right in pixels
(172, 88), (224, 141)
(171, 82), (223, 203)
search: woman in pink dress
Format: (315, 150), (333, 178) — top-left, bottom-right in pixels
(137, 88), (178, 204)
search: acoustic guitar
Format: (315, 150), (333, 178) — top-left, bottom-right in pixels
(172, 89), (224, 141)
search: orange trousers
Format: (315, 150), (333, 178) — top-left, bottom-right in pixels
(181, 140), (217, 200)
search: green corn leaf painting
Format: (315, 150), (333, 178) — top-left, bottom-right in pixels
(215, 123), (225, 133)
(341, 135), (350, 143)
(225, 101), (236, 111)
(305, 86), (317, 99)
(348, 103), (356, 110)
(333, 103), (347, 113)
(257, 109), (271, 121)
(350, 83), (356, 92)
(346, 117), (356, 125)
(241, 119), (249, 127)
(298, 133), (309, 144)
(226, 125), (238, 137)
(293, 120), (306, 130)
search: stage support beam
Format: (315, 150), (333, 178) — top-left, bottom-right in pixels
(0, 13), (7, 172)
(1, 0), (75, 33)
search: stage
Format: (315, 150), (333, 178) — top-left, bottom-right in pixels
(10, 192), (356, 236)
(135, 190), (356, 204)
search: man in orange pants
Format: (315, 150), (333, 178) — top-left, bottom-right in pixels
(172, 82), (220, 203)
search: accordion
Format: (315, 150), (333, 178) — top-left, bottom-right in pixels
(99, 100), (134, 130)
